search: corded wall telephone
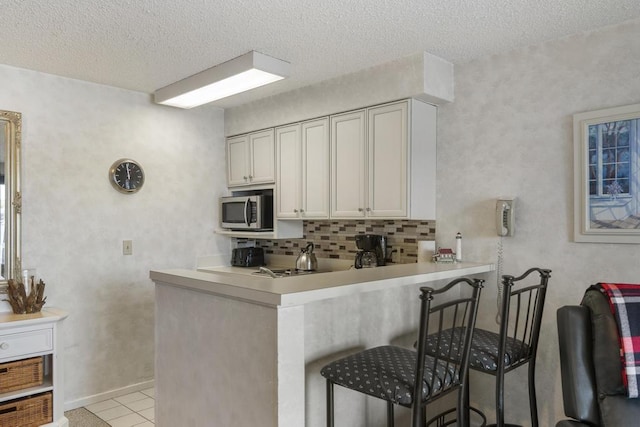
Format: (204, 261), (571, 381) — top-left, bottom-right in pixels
(496, 198), (516, 237)
(495, 197), (515, 323)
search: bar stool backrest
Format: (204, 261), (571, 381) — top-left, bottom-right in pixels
(498, 268), (552, 374)
(414, 277), (484, 426)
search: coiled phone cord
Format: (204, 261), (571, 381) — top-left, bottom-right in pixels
(496, 236), (504, 325)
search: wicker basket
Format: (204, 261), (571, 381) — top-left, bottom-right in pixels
(0, 357), (44, 394)
(0, 392), (52, 427)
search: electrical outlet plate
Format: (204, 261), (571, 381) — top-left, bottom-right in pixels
(123, 240), (133, 255)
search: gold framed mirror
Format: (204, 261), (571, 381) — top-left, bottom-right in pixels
(0, 110), (21, 293)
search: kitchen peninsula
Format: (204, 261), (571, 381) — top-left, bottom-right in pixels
(150, 261), (493, 427)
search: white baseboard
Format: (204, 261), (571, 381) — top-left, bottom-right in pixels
(64, 379), (155, 411)
(41, 416), (69, 427)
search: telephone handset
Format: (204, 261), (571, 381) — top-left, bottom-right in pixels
(496, 198), (515, 237)
(495, 197), (515, 324)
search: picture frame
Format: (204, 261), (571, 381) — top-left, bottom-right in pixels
(574, 103), (640, 243)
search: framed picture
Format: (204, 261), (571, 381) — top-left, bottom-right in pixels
(574, 103), (640, 243)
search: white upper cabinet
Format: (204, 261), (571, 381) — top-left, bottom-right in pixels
(227, 134), (250, 187)
(330, 110), (367, 218)
(249, 129), (276, 184)
(276, 124), (301, 218)
(331, 99), (436, 220)
(229, 98), (436, 221)
(367, 101), (408, 217)
(227, 129), (275, 187)
(301, 118), (330, 218)
(276, 118), (330, 219)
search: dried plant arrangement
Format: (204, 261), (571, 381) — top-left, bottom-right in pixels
(4, 277), (46, 314)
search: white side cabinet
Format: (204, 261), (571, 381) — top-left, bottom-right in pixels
(0, 308), (68, 427)
(227, 129), (275, 187)
(276, 118), (330, 219)
(331, 99), (436, 219)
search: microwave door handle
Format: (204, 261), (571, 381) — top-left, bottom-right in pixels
(244, 199), (250, 227)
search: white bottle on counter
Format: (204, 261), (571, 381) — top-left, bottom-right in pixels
(455, 233), (462, 262)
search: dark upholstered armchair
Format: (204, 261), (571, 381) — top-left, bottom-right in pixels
(556, 288), (640, 426)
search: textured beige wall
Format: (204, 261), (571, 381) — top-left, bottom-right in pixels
(0, 64), (229, 406)
(437, 18), (640, 425)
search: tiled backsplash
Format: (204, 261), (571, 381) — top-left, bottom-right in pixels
(237, 220), (435, 264)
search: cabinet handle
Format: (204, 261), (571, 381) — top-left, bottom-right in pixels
(243, 176), (248, 180)
(358, 208), (364, 212)
(366, 207), (371, 212)
(293, 209), (298, 213)
(300, 209), (305, 214)
(0, 342), (8, 350)
(248, 175), (253, 180)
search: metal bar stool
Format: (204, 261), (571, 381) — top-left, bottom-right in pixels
(488, 267), (551, 427)
(426, 267), (551, 427)
(320, 277), (484, 427)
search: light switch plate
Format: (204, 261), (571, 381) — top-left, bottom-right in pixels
(123, 240), (133, 255)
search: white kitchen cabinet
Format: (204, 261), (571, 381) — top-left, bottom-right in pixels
(226, 134), (249, 187)
(330, 110), (367, 218)
(275, 125), (300, 218)
(276, 118), (330, 219)
(367, 101), (408, 217)
(227, 129), (275, 187)
(0, 309), (68, 427)
(331, 99), (436, 219)
(228, 98), (435, 221)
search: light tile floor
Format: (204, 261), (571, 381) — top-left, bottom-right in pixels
(85, 388), (155, 427)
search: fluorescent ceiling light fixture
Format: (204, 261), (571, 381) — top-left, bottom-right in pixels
(154, 51), (290, 109)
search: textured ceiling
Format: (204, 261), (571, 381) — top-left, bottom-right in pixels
(1, 0), (639, 108)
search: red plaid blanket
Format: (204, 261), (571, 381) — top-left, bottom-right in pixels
(595, 282), (640, 398)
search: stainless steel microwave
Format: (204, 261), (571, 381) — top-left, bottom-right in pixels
(219, 194), (273, 231)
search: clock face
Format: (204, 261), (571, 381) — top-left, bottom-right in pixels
(109, 159), (144, 193)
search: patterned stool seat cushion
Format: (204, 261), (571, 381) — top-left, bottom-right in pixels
(424, 327), (530, 372)
(320, 345), (459, 407)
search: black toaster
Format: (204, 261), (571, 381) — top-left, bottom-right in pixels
(231, 247), (265, 267)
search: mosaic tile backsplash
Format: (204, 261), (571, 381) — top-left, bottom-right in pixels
(237, 220), (435, 264)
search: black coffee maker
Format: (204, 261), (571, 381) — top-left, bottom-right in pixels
(354, 234), (386, 269)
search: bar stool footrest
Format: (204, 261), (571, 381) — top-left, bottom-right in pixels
(426, 406), (487, 427)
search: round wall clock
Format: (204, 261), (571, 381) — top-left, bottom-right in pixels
(109, 158), (145, 193)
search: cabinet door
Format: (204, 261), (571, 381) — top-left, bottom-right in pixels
(301, 118), (330, 219)
(227, 135), (250, 187)
(367, 101), (408, 217)
(249, 129), (275, 184)
(275, 124), (301, 218)
(331, 110), (366, 218)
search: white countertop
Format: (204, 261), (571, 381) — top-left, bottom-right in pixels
(150, 261), (494, 307)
